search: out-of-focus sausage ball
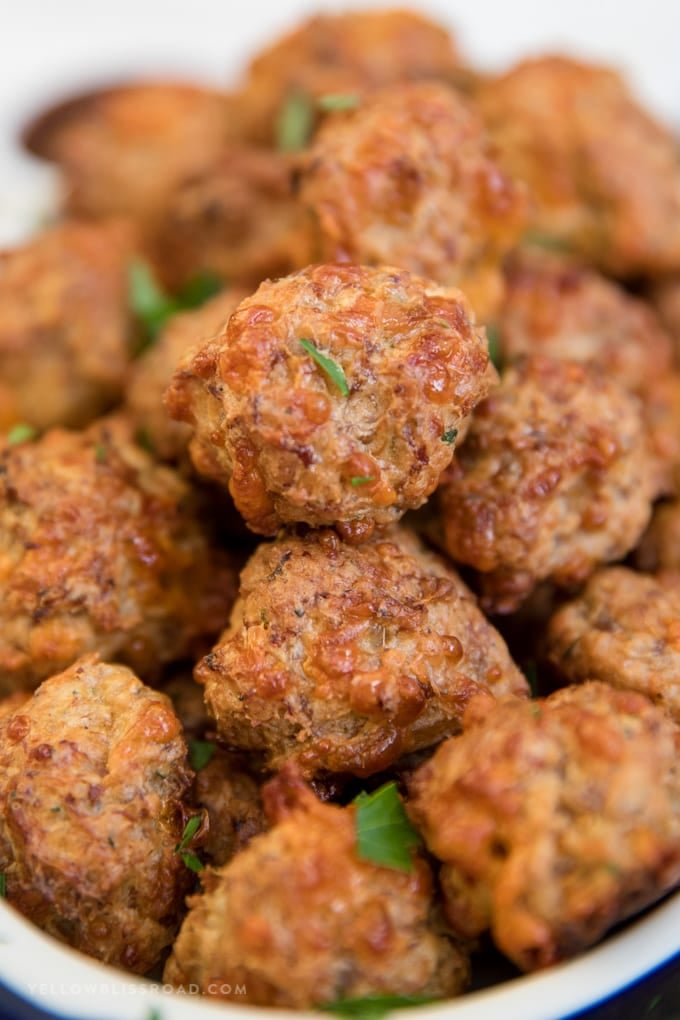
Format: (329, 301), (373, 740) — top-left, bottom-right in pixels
(150, 148), (311, 291)
(635, 500), (680, 573)
(434, 356), (654, 613)
(0, 221), (132, 430)
(477, 56), (680, 277)
(197, 527), (528, 778)
(408, 682), (680, 972)
(167, 263), (496, 539)
(649, 276), (680, 364)
(0, 420), (239, 694)
(0, 655), (194, 973)
(234, 9), (465, 146)
(645, 373), (680, 497)
(194, 749), (266, 867)
(544, 567), (680, 723)
(300, 83), (527, 321)
(164, 767), (469, 1006)
(127, 288), (247, 464)
(499, 251), (674, 391)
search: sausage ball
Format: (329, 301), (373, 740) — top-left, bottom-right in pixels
(433, 356), (654, 613)
(149, 148), (311, 291)
(197, 527), (528, 778)
(167, 263), (496, 539)
(234, 9), (464, 146)
(0, 221), (132, 430)
(544, 567), (680, 723)
(408, 682), (680, 971)
(164, 767), (469, 1006)
(194, 749), (266, 867)
(649, 275), (680, 364)
(300, 83), (527, 320)
(635, 500), (680, 573)
(127, 288), (247, 464)
(477, 56), (680, 276)
(499, 251), (674, 392)
(0, 420), (239, 694)
(0, 655), (194, 973)
(645, 373), (680, 497)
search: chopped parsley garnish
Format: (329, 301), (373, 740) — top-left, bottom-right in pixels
(485, 324), (502, 371)
(146, 1009), (162, 1020)
(188, 738), (217, 772)
(440, 428), (458, 445)
(317, 93), (360, 112)
(350, 476), (374, 487)
(6, 423), (37, 445)
(524, 660), (538, 698)
(319, 995), (435, 1019)
(523, 230), (573, 253)
(353, 782), (421, 872)
(94, 444), (107, 464)
(277, 91), (314, 152)
(0, 874), (5, 897)
(175, 815), (204, 873)
(300, 338), (350, 396)
(128, 258), (222, 352)
(135, 427), (156, 455)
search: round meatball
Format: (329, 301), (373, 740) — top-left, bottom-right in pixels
(544, 567), (680, 723)
(197, 527), (528, 778)
(167, 263), (496, 539)
(0, 221), (133, 430)
(150, 148), (311, 291)
(635, 500), (680, 573)
(234, 9), (464, 146)
(127, 288), (247, 463)
(164, 767), (469, 1006)
(477, 56), (680, 276)
(0, 655), (194, 973)
(300, 83), (527, 320)
(499, 251), (674, 392)
(645, 373), (680, 497)
(0, 419), (239, 694)
(194, 749), (266, 867)
(434, 356), (654, 613)
(408, 682), (680, 971)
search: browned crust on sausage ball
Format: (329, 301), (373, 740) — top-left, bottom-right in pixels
(0, 655), (194, 973)
(0, 221), (133, 430)
(0, 420), (238, 693)
(434, 356), (654, 612)
(478, 56), (680, 276)
(197, 527), (527, 778)
(300, 83), (527, 320)
(635, 500), (680, 573)
(167, 263), (496, 537)
(649, 275), (680, 365)
(544, 567), (680, 722)
(194, 749), (266, 867)
(164, 767), (468, 1006)
(408, 682), (680, 971)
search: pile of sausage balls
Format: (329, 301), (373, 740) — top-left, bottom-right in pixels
(1, 7), (680, 1011)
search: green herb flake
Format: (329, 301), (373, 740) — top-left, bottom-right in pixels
(317, 93), (360, 113)
(353, 782), (421, 872)
(350, 476), (374, 487)
(188, 739), (217, 772)
(7, 423), (37, 445)
(524, 660), (538, 698)
(277, 91), (314, 152)
(0, 874), (5, 898)
(146, 1008), (163, 1020)
(94, 444), (107, 464)
(180, 851), (204, 873)
(440, 428), (458, 445)
(129, 259), (223, 353)
(523, 230), (573, 253)
(135, 427), (156, 455)
(485, 324), (502, 371)
(530, 704), (542, 719)
(300, 338), (350, 396)
(177, 814), (201, 852)
(176, 271), (222, 308)
(319, 994), (436, 1020)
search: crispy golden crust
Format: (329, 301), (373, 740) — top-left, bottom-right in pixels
(150, 148), (311, 291)
(408, 682), (680, 971)
(478, 56), (680, 276)
(0, 655), (194, 973)
(234, 9), (464, 145)
(127, 288), (247, 463)
(195, 750), (266, 867)
(164, 768), (469, 1006)
(0, 421), (238, 694)
(434, 356), (654, 613)
(500, 252), (674, 391)
(197, 527), (527, 778)
(635, 500), (680, 572)
(300, 83), (526, 320)
(0, 221), (132, 429)
(167, 263), (495, 537)
(544, 567), (680, 722)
